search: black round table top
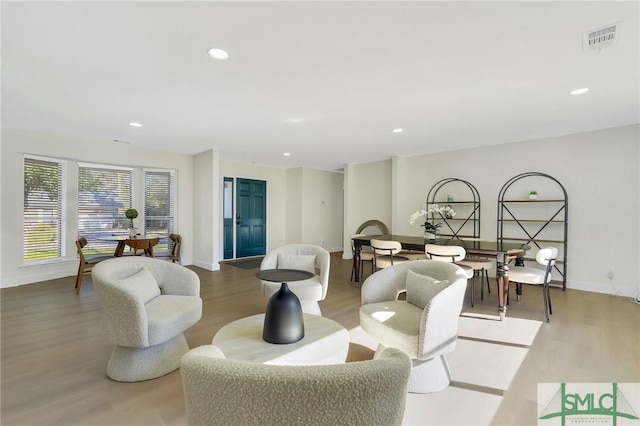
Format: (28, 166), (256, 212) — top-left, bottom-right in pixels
(255, 268), (314, 283)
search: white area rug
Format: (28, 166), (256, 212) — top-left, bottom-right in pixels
(458, 312), (543, 347)
(349, 313), (543, 426)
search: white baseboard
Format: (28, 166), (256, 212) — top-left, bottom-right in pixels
(192, 259), (219, 271)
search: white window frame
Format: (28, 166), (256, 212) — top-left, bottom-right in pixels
(23, 154), (67, 264)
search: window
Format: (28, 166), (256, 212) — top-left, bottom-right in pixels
(144, 169), (176, 239)
(23, 155), (65, 263)
(78, 163), (132, 255)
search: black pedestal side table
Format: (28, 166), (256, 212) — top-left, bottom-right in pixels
(256, 268), (314, 344)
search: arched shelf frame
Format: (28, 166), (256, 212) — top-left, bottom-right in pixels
(426, 178), (481, 239)
(497, 172), (568, 290)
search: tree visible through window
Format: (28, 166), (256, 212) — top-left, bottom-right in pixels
(78, 163), (132, 255)
(23, 156), (64, 262)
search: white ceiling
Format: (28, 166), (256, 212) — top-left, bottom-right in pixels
(2, 1), (639, 171)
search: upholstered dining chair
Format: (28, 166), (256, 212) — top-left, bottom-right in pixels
(370, 239), (410, 270)
(455, 238), (495, 306)
(355, 219), (389, 235)
(508, 247), (558, 322)
(351, 220), (389, 281)
(75, 236), (113, 294)
(91, 257), (202, 382)
(424, 244), (477, 306)
(359, 260), (467, 393)
(181, 345), (411, 426)
(260, 244), (330, 315)
(154, 233), (182, 264)
(351, 234), (375, 282)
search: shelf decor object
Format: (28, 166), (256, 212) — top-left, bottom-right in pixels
(497, 172), (568, 291)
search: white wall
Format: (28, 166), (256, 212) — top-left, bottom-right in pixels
(343, 160), (392, 257)
(192, 150), (218, 270)
(345, 124), (640, 297)
(285, 168), (303, 244)
(301, 168), (344, 251)
(1, 128), (194, 287)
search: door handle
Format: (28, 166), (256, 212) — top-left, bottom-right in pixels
(236, 213), (240, 225)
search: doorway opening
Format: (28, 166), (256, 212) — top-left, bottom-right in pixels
(223, 177), (266, 259)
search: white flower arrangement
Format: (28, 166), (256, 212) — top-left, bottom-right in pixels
(408, 204), (456, 230)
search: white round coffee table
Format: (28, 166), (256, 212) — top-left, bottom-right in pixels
(212, 314), (350, 365)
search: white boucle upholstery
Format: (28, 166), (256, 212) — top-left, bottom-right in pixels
(260, 244), (330, 315)
(359, 260), (467, 393)
(92, 257), (202, 382)
(406, 269), (449, 309)
(181, 345), (411, 426)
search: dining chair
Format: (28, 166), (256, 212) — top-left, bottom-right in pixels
(75, 236), (113, 294)
(124, 237), (160, 257)
(355, 219), (389, 235)
(155, 233), (182, 264)
(507, 247), (558, 322)
(351, 234), (374, 282)
(424, 244), (476, 305)
(351, 220), (389, 282)
(456, 238), (495, 303)
(370, 239), (409, 270)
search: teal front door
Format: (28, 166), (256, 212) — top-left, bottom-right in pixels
(235, 178), (266, 258)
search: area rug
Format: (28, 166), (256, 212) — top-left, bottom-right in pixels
(226, 258), (263, 269)
(347, 313), (543, 425)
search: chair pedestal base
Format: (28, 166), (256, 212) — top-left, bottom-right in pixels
(106, 333), (189, 382)
(408, 354), (452, 393)
(375, 345), (451, 393)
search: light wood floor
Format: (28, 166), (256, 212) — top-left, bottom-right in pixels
(2, 253), (639, 425)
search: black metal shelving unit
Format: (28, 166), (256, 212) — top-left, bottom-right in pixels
(427, 178), (481, 239)
(497, 172), (568, 290)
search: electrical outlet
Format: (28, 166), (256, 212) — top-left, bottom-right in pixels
(607, 270), (614, 279)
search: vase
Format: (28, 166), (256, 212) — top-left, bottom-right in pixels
(128, 227), (138, 237)
(424, 229), (439, 241)
(263, 282), (305, 344)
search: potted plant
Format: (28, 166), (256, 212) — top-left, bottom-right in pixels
(529, 190), (538, 200)
(408, 204), (455, 240)
(125, 208), (139, 236)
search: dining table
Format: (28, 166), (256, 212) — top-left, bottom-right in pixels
(351, 234), (530, 320)
(97, 234), (166, 258)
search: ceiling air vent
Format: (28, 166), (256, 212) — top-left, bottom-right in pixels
(583, 22), (622, 53)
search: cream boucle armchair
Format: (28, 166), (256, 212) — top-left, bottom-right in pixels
(91, 257), (202, 382)
(260, 244), (330, 315)
(359, 260), (467, 393)
(180, 344), (411, 426)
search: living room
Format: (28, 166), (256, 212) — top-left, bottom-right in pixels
(2, 1), (639, 425)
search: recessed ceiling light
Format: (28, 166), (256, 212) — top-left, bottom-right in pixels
(207, 48), (229, 60)
(129, 122), (142, 127)
(283, 153), (291, 157)
(392, 128), (404, 133)
(284, 118), (306, 124)
(569, 88), (590, 96)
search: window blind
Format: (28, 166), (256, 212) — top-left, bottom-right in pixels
(78, 164), (132, 255)
(144, 170), (176, 245)
(23, 156), (64, 262)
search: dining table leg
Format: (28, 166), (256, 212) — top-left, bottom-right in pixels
(114, 241), (126, 257)
(353, 244), (362, 286)
(496, 253), (509, 321)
